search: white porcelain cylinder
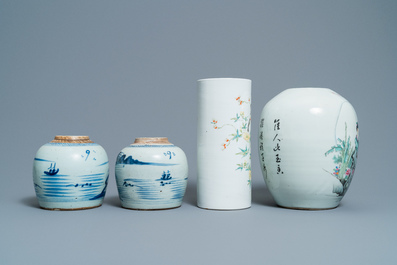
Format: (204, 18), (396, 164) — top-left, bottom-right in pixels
(197, 78), (252, 210)
(258, 88), (359, 210)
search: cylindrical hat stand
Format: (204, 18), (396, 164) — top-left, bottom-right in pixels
(197, 78), (252, 210)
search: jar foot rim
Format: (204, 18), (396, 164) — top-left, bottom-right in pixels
(277, 204), (339, 211)
(120, 205), (182, 211)
(39, 204), (102, 211)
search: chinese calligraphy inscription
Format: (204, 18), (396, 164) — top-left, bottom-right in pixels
(273, 119), (283, 174)
(259, 118), (266, 173)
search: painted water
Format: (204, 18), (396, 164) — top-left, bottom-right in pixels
(35, 173), (108, 202)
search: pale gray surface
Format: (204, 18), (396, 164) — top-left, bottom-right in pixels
(1, 1), (396, 264)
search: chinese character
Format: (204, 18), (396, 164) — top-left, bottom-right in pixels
(277, 164), (283, 174)
(275, 154), (281, 163)
(274, 119), (280, 130)
(260, 118), (264, 128)
(273, 143), (280, 152)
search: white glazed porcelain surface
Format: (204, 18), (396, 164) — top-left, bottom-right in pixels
(115, 143), (188, 210)
(197, 78), (252, 210)
(33, 143), (109, 210)
(259, 88), (359, 209)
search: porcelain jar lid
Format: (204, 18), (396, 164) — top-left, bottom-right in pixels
(132, 137), (172, 145)
(50, 135), (94, 143)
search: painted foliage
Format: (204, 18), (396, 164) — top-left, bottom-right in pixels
(211, 96), (251, 185)
(325, 122), (359, 196)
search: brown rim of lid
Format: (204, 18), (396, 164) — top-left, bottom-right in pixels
(132, 137), (172, 145)
(50, 135), (94, 143)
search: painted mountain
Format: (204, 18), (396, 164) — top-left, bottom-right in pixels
(116, 153), (178, 166)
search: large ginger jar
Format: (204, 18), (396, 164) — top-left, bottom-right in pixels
(258, 88), (359, 209)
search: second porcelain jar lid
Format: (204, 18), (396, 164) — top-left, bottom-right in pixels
(133, 137), (172, 145)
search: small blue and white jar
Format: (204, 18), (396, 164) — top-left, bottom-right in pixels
(33, 135), (109, 210)
(115, 137), (188, 210)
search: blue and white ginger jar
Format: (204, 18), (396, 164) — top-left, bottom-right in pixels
(115, 137), (188, 210)
(33, 135), (109, 210)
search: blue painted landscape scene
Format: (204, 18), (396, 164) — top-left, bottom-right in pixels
(116, 153), (179, 166)
(36, 173), (108, 202)
(34, 158), (109, 202)
(117, 169), (187, 207)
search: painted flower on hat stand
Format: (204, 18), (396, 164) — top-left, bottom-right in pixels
(210, 97), (251, 185)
